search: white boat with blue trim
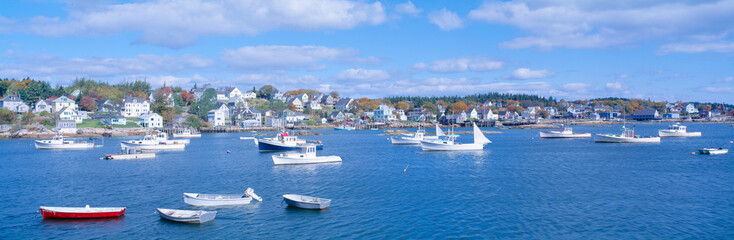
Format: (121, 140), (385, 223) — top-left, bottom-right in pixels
(594, 126), (660, 143)
(257, 131), (323, 151)
(183, 188), (262, 206)
(283, 194), (331, 210)
(658, 123), (701, 137)
(157, 208), (216, 224)
(272, 145), (341, 165)
(35, 132), (98, 149)
(540, 125), (591, 138)
(390, 126), (440, 145)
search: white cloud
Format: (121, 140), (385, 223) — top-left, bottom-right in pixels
(715, 76), (734, 83)
(336, 68), (390, 81)
(395, 1), (422, 16)
(410, 62), (427, 72)
(701, 86), (734, 93)
(221, 45), (368, 70)
(509, 68), (555, 79)
(562, 83), (592, 93)
(615, 73), (630, 79)
(14, 0), (387, 48)
(427, 57), (503, 73)
(468, 1), (734, 50)
(428, 8), (463, 31)
(605, 81), (631, 94)
(0, 52), (213, 82)
(658, 42), (734, 54)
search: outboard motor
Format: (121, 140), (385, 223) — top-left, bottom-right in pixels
(245, 188), (262, 202)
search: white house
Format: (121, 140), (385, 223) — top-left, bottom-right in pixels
(467, 108), (479, 119)
(56, 120), (76, 133)
(215, 102), (230, 119)
(287, 97), (304, 112)
(281, 110), (307, 123)
(307, 101), (322, 110)
(373, 104), (396, 121)
(33, 100), (52, 113)
(216, 90), (228, 102)
(685, 103), (698, 114)
(208, 108), (226, 126)
(243, 91), (257, 99)
(226, 87), (243, 98)
(55, 107), (83, 123)
(120, 96), (150, 117)
(138, 112), (163, 128)
(480, 108), (498, 120)
(1, 94), (30, 113)
(394, 109), (407, 121)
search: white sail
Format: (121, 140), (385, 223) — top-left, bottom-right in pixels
(473, 123), (491, 144)
(435, 124), (445, 137)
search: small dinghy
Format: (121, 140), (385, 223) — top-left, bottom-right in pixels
(698, 148), (728, 155)
(183, 188), (263, 206)
(39, 205), (125, 219)
(156, 208), (216, 224)
(283, 194), (331, 210)
(272, 145), (341, 165)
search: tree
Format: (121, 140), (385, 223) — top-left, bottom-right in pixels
(421, 102), (437, 114)
(270, 100), (287, 113)
(329, 91), (339, 98)
(188, 88), (217, 120)
(79, 96), (98, 111)
(180, 91), (195, 106)
(447, 102), (469, 113)
(184, 114), (204, 128)
(0, 108), (15, 124)
(258, 85), (278, 99)
(395, 101), (411, 111)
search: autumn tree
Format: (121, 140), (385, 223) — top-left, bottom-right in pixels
(79, 96), (98, 111)
(395, 101), (411, 111)
(447, 102), (469, 113)
(180, 91), (195, 106)
(421, 102), (437, 114)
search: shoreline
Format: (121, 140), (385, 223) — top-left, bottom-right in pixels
(2, 120), (733, 139)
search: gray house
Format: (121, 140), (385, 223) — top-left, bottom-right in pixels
(33, 99), (52, 113)
(1, 94), (30, 113)
(334, 98), (356, 111)
(328, 111), (346, 122)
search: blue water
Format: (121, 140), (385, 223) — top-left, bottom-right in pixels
(1, 123), (733, 239)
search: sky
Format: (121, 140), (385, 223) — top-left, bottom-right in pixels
(0, 0), (733, 103)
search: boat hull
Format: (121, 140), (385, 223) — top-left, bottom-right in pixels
(157, 208), (216, 224)
(172, 133), (201, 138)
(420, 141), (485, 151)
(272, 155), (342, 165)
(283, 194), (331, 210)
(183, 193), (252, 206)
(39, 206), (125, 219)
(539, 131), (591, 138)
(34, 141), (95, 150)
(334, 127), (354, 131)
(658, 131), (702, 137)
(698, 148), (728, 155)
(390, 136), (420, 145)
(594, 134), (660, 143)
(258, 140), (323, 151)
(121, 142), (185, 150)
(105, 153), (156, 160)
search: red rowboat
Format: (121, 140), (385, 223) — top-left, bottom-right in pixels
(39, 205), (126, 219)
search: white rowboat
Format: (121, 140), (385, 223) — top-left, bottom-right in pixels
(183, 188), (262, 206)
(157, 208), (216, 224)
(698, 148), (728, 155)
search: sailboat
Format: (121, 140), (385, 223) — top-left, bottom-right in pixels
(420, 123), (491, 151)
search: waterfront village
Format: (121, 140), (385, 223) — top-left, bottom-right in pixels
(0, 78), (733, 138)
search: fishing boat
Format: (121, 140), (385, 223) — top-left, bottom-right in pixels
(156, 132), (190, 144)
(698, 148), (728, 155)
(104, 146), (156, 160)
(390, 127), (439, 145)
(183, 188), (262, 206)
(272, 145), (341, 165)
(334, 125), (355, 131)
(172, 129), (201, 138)
(156, 208), (216, 224)
(658, 123), (702, 137)
(282, 194), (331, 210)
(420, 123), (491, 151)
(34, 132), (97, 149)
(594, 125), (660, 143)
(39, 205), (125, 219)
(257, 131), (323, 151)
(539, 125), (591, 138)
(121, 132), (186, 150)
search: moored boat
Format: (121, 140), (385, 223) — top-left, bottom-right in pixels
(183, 188), (262, 206)
(698, 148), (728, 155)
(121, 132), (186, 150)
(539, 125), (591, 138)
(35, 132), (97, 150)
(172, 129), (201, 138)
(272, 145), (341, 165)
(257, 131), (323, 151)
(104, 146), (156, 160)
(594, 126), (660, 143)
(157, 208), (216, 224)
(390, 127), (439, 145)
(658, 123), (702, 137)
(334, 125), (355, 131)
(39, 205), (125, 219)
(283, 194), (331, 210)
(420, 123), (491, 151)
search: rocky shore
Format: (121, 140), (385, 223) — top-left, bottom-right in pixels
(0, 124), (148, 139)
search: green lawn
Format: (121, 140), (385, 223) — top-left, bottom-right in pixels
(77, 119), (105, 128)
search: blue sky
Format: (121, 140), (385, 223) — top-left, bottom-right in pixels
(1, 0), (733, 103)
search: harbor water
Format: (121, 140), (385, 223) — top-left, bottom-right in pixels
(0, 123), (732, 238)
